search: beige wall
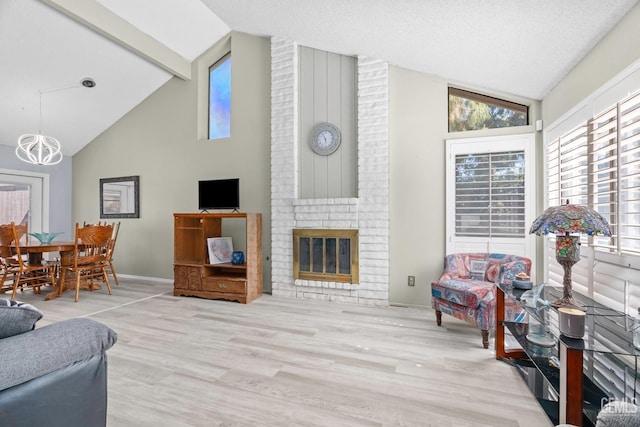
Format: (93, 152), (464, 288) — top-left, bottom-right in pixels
(72, 32), (272, 288)
(543, 3), (640, 124)
(388, 68), (446, 306)
(388, 67), (542, 307)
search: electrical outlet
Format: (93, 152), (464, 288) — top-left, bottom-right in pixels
(408, 275), (415, 287)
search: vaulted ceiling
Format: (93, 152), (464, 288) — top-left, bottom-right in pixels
(1, 0), (638, 157)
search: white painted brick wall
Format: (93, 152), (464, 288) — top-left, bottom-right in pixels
(270, 38), (298, 296)
(270, 38), (389, 307)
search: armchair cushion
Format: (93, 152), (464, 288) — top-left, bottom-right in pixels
(431, 278), (493, 308)
(0, 299), (43, 339)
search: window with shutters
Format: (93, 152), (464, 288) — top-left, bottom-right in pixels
(446, 134), (536, 263)
(546, 88), (640, 406)
(545, 89), (640, 316)
(455, 151), (526, 237)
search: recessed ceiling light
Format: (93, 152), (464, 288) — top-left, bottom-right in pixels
(81, 78), (96, 88)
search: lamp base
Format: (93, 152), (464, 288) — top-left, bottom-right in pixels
(550, 296), (586, 312)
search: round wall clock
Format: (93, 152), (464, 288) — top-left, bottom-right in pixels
(310, 123), (341, 155)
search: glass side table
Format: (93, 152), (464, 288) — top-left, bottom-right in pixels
(496, 283), (640, 427)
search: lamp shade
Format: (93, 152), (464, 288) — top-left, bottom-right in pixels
(529, 203), (612, 237)
(530, 202), (612, 311)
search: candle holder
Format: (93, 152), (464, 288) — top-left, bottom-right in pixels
(231, 251), (244, 265)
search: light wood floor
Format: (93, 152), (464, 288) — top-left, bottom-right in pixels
(6, 278), (552, 427)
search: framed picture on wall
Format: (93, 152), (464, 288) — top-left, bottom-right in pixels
(207, 237), (233, 264)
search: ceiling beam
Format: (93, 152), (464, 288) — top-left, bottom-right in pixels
(42, 0), (191, 80)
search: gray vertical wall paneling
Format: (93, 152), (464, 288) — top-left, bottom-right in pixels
(312, 49), (329, 198)
(327, 51), (342, 197)
(299, 46), (357, 199)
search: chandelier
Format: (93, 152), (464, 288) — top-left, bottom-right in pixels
(16, 78), (96, 166)
(16, 133), (63, 166)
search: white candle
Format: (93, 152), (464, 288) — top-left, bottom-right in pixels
(558, 307), (586, 338)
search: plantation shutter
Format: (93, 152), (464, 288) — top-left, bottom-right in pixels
(547, 124), (588, 296)
(545, 91), (640, 316)
(544, 68), (640, 406)
(446, 134), (536, 265)
(590, 105), (617, 253)
(619, 93), (640, 255)
(454, 151), (526, 237)
(618, 92), (640, 316)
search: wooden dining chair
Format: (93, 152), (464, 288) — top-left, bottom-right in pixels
(105, 222), (120, 286)
(59, 223), (113, 302)
(0, 222), (57, 299)
(86, 221), (119, 286)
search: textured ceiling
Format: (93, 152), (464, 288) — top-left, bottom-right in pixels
(0, 0), (638, 157)
(203, 0), (638, 100)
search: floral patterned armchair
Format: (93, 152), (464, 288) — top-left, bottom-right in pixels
(431, 253), (531, 348)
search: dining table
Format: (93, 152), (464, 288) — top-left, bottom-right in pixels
(2, 240), (97, 301)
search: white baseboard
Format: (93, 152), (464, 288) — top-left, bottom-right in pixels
(116, 274), (173, 284)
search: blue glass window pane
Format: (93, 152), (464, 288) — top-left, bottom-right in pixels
(209, 55), (231, 139)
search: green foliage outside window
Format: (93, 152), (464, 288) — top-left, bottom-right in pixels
(448, 87), (528, 132)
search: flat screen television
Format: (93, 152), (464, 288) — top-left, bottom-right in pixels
(198, 178), (239, 211)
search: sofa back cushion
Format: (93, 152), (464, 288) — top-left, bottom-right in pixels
(0, 299), (43, 339)
(444, 253), (488, 280)
(443, 253), (531, 283)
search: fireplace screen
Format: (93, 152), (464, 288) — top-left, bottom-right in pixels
(293, 229), (359, 283)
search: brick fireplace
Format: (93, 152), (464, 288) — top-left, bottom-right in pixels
(270, 38), (390, 306)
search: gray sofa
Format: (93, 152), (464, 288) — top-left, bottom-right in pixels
(0, 302), (117, 427)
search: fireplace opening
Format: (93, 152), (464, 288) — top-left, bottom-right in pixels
(293, 229), (359, 283)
